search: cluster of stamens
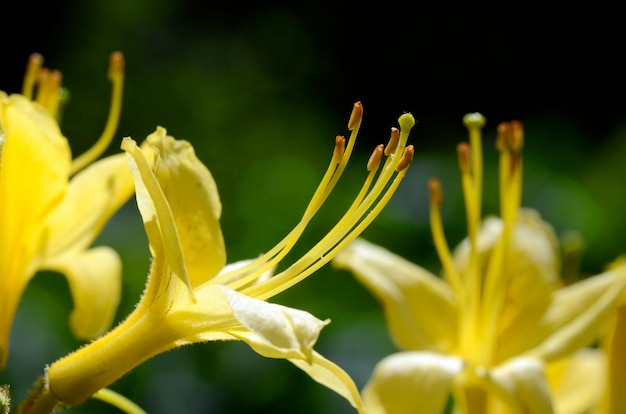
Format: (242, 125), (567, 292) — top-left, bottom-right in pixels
(210, 102), (416, 300)
(427, 113), (525, 365)
(21, 51), (126, 175)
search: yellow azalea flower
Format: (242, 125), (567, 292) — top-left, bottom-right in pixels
(27, 103), (417, 413)
(0, 52), (134, 369)
(333, 113), (626, 414)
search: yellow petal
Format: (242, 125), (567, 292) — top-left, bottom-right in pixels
(333, 238), (457, 352)
(594, 303), (626, 414)
(526, 265), (626, 363)
(43, 246), (121, 339)
(218, 286), (328, 362)
(42, 152), (135, 255)
(121, 135), (191, 292)
(147, 128), (226, 286)
(290, 351), (365, 414)
(545, 348), (605, 414)
(361, 351), (463, 414)
(483, 357), (554, 414)
(0, 94), (71, 367)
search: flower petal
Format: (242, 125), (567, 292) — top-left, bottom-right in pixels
(42, 152), (135, 256)
(290, 351), (365, 414)
(595, 303), (626, 414)
(0, 94), (71, 367)
(545, 348), (605, 414)
(482, 357), (553, 414)
(121, 135), (191, 292)
(361, 352), (462, 414)
(525, 264), (626, 363)
(333, 238), (457, 352)
(147, 128), (226, 286)
(219, 286), (328, 362)
(42, 246), (122, 339)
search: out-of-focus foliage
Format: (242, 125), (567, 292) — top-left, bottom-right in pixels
(2, 3), (626, 413)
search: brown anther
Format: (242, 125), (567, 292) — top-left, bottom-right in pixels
(428, 177), (444, 207)
(367, 144), (384, 171)
(396, 145), (414, 172)
(108, 51), (125, 80)
(49, 70), (62, 86)
(333, 135), (346, 163)
(348, 101), (363, 131)
(384, 127), (400, 156)
(495, 122), (510, 152)
(509, 120), (524, 152)
(457, 142), (471, 174)
(27, 53), (44, 73)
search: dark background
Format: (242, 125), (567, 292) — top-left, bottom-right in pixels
(3, 3), (626, 413)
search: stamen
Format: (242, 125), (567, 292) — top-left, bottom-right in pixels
(348, 101), (363, 131)
(460, 114), (487, 363)
(70, 51), (125, 175)
(367, 145), (384, 171)
(396, 145), (414, 172)
(22, 53), (43, 100)
(457, 142), (478, 242)
(428, 177), (462, 297)
(241, 113), (416, 300)
(384, 127), (399, 156)
(457, 142), (471, 174)
(463, 113), (485, 222)
(44, 70), (64, 118)
(91, 388), (146, 414)
(212, 103), (366, 287)
(481, 119), (525, 364)
(334, 136), (346, 163)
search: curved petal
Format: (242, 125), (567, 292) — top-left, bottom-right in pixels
(290, 351), (365, 414)
(333, 238), (457, 352)
(482, 357), (553, 414)
(42, 246), (122, 339)
(0, 94), (71, 367)
(525, 264), (626, 363)
(218, 286), (328, 362)
(42, 152), (135, 256)
(362, 352), (463, 414)
(122, 136), (191, 293)
(147, 128), (226, 286)
(545, 348), (605, 414)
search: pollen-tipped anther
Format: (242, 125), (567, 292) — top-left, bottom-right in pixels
(367, 145), (384, 171)
(495, 122), (509, 152)
(22, 53), (44, 99)
(108, 51), (125, 81)
(509, 120), (524, 151)
(334, 136), (346, 163)
(348, 101), (363, 131)
(457, 142), (471, 174)
(396, 145), (414, 172)
(384, 127), (400, 156)
(428, 177), (443, 207)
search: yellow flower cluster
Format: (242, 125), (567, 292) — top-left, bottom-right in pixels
(1, 51), (624, 414)
(1, 52), (415, 413)
(334, 114), (626, 413)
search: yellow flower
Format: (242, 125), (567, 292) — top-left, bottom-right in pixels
(333, 113), (626, 414)
(0, 53), (134, 369)
(42, 103), (416, 413)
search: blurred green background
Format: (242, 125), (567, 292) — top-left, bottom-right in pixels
(3, 4), (626, 413)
